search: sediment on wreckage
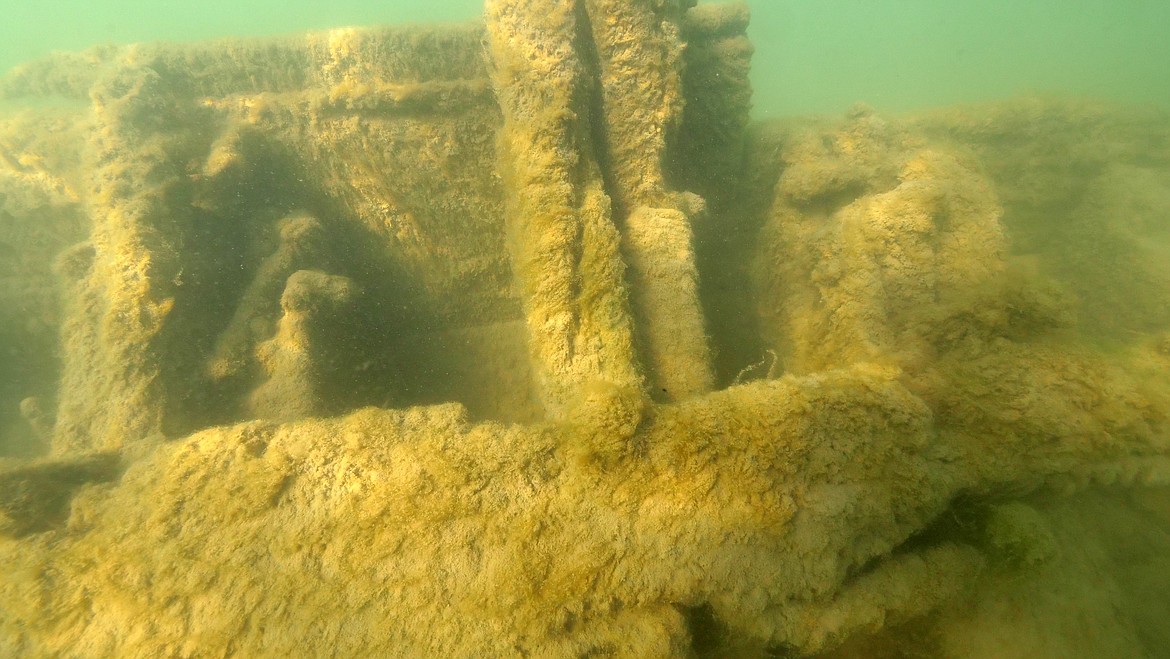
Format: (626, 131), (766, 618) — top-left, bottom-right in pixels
(0, 2), (1168, 657)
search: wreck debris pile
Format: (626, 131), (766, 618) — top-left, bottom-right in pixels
(0, 1), (1168, 657)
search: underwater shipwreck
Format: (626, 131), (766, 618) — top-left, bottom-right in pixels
(1, 0), (1169, 656)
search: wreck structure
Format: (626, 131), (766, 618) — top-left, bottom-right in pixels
(1, 0), (1168, 656)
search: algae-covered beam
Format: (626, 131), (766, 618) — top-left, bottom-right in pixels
(486, 0), (719, 413)
(484, 0), (644, 423)
(49, 64), (192, 456)
(580, 0), (717, 402)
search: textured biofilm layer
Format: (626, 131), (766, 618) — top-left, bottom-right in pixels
(1, 2), (1169, 657)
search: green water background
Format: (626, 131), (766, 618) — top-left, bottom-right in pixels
(1, 0), (1168, 117)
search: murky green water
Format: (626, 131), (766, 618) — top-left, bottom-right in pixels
(2, 0), (1167, 116)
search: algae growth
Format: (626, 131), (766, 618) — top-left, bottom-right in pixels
(1, 1), (1169, 657)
